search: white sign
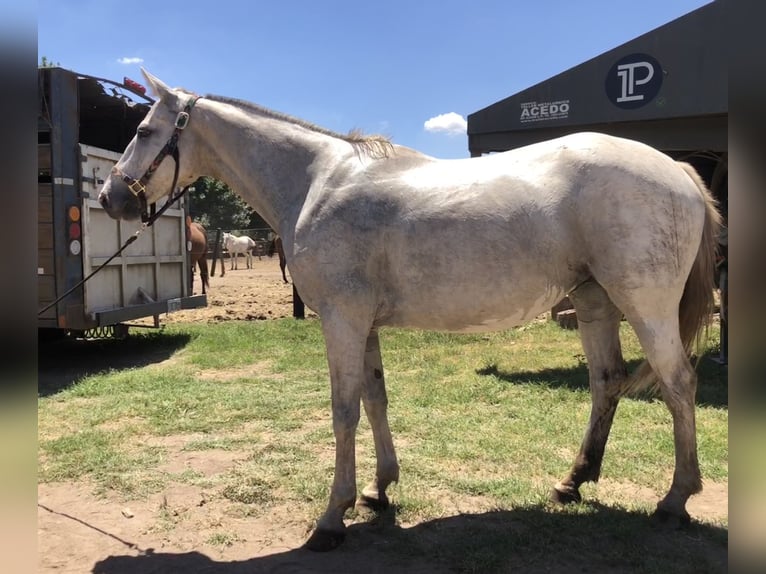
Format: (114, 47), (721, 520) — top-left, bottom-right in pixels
(616, 61), (655, 103)
(519, 100), (570, 123)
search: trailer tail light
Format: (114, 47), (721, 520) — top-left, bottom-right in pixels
(67, 205), (82, 255)
(124, 77), (146, 94)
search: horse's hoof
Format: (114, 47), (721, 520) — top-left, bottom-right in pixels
(549, 485), (581, 505)
(651, 506), (691, 529)
(303, 527), (346, 552)
(356, 492), (389, 513)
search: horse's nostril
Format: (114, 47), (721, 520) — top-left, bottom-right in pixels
(98, 192), (109, 209)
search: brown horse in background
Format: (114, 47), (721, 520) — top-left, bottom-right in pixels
(268, 235), (288, 283)
(186, 217), (210, 294)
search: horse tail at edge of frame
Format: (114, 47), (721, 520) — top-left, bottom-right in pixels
(626, 161), (723, 394)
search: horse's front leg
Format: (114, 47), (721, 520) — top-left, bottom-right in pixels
(305, 314), (368, 552)
(358, 328), (399, 511)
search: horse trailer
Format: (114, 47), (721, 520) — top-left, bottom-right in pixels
(38, 67), (206, 337)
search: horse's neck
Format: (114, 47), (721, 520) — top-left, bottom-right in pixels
(192, 100), (349, 236)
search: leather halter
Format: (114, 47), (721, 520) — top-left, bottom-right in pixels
(113, 95), (201, 222)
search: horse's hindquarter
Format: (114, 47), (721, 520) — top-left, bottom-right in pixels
(565, 135), (707, 292)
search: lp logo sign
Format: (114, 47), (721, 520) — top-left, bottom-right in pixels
(605, 53), (663, 109)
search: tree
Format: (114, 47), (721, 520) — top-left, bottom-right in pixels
(187, 177), (269, 231)
(39, 56), (60, 68)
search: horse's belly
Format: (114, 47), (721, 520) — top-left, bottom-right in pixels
(381, 284), (566, 333)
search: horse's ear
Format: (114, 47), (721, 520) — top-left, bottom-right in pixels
(141, 68), (172, 100)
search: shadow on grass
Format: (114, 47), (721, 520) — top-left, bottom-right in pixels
(38, 330), (192, 397)
(477, 349), (727, 409)
(90, 503), (727, 574)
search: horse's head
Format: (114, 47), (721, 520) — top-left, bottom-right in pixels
(97, 69), (202, 221)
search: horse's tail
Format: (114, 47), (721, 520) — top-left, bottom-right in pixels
(267, 237), (276, 258)
(627, 162), (723, 394)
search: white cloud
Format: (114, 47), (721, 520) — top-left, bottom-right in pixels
(117, 57), (144, 65)
(423, 112), (467, 135)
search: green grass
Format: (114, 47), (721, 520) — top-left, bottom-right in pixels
(38, 317), (728, 572)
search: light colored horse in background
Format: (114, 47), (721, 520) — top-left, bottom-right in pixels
(98, 70), (722, 553)
(222, 231), (255, 270)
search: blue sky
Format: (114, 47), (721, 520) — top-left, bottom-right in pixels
(38, 0), (710, 159)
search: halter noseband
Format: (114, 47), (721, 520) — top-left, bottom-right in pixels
(114, 95), (201, 222)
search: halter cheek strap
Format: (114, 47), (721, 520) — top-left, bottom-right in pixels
(114, 95), (201, 222)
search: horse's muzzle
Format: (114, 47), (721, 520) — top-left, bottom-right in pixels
(97, 181), (141, 221)
(97, 189), (110, 210)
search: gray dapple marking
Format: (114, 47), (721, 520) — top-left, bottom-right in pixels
(98, 69), (721, 552)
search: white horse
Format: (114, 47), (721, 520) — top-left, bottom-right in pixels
(98, 70), (722, 552)
(222, 231), (255, 270)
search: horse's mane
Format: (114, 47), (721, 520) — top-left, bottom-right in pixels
(204, 94), (394, 160)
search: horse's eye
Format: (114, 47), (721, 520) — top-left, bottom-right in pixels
(137, 126), (151, 139)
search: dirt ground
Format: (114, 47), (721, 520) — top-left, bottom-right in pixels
(38, 258), (728, 573)
(164, 255), (318, 324)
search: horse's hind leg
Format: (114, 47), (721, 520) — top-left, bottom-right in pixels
(626, 309), (701, 526)
(551, 280), (627, 504)
(199, 258), (209, 295)
(358, 328), (399, 512)
(280, 257), (288, 283)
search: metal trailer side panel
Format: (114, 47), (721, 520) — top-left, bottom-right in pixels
(80, 145), (194, 324)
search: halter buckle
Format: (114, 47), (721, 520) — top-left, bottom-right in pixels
(175, 111), (190, 129)
(127, 178), (147, 197)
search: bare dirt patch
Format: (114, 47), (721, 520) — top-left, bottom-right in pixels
(163, 256), (318, 324)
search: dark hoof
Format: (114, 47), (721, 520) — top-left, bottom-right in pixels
(304, 527), (346, 552)
(356, 493), (389, 513)
(549, 485), (582, 505)
(651, 507), (691, 529)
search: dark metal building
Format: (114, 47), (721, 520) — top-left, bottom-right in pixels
(467, 0), (728, 362)
(467, 0), (726, 196)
